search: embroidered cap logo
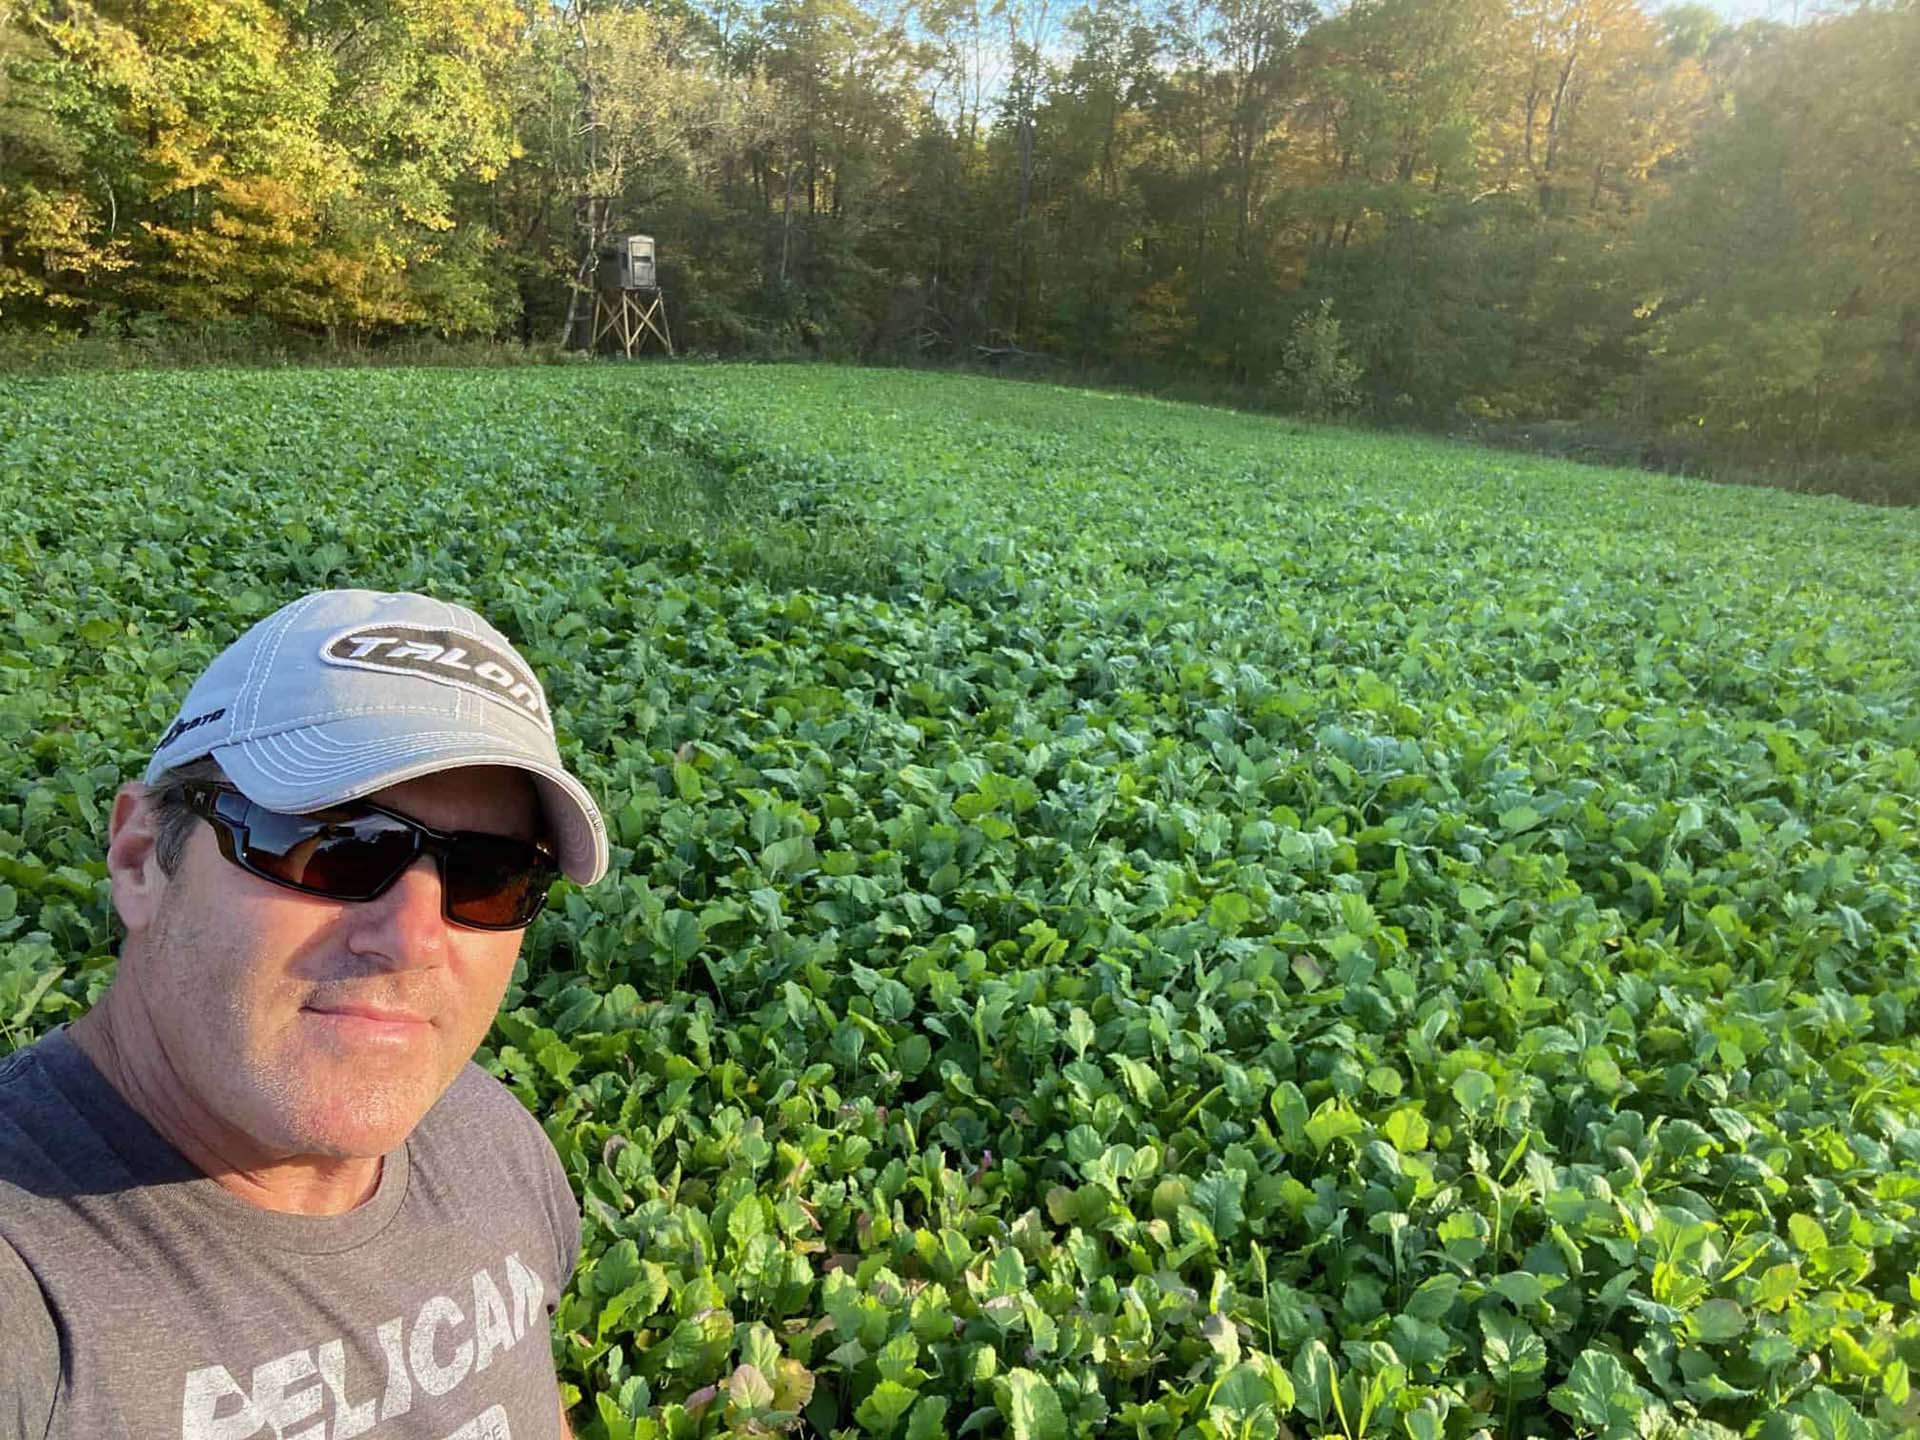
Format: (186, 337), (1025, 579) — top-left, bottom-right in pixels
(319, 624), (550, 728)
(158, 706), (227, 751)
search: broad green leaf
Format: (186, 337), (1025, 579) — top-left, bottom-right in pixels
(856, 1380), (920, 1437)
(1208, 891), (1253, 933)
(1201, 1313), (1241, 1368)
(1788, 1386), (1871, 1440)
(1489, 1272), (1558, 1312)
(1690, 1299), (1746, 1343)
(1479, 1310), (1547, 1388)
(1380, 1105), (1429, 1154)
(1065, 1007), (1095, 1058)
(876, 1333), (924, 1386)
(654, 909), (702, 963)
(1456, 883), (1497, 914)
(1002, 1369), (1068, 1440)
(1292, 1340), (1335, 1422)
(1499, 805), (1543, 834)
(739, 1323), (781, 1378)
(1406, 1273), (1462, 1322)
(1304, 1101), (1366, 1152)
(1452, 1070), (1496, 1114)
(761, 835), (818, 879)
(1549, 1349), (1649, 1430)
(1192, 1169), (1247, 1241)
(729, 1363), (776, 1412)
(905, 1395), (950, 1440)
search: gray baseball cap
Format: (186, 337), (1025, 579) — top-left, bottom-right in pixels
(143, 589), (608, 886)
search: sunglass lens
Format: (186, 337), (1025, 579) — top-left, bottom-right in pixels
(444, 834), (554, 928)
(241, 809), (418, 899)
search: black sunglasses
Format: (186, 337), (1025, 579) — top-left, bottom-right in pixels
(177, 782), (558, 931)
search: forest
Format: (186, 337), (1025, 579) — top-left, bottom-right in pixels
(2, 0), (1915, 490)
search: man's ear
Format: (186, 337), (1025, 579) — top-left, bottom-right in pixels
(107, 784), (171, 936)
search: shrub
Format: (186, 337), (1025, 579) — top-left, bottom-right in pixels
(1271, 298), (1364, 419)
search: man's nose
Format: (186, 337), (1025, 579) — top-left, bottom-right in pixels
(342, 857), (448, 968)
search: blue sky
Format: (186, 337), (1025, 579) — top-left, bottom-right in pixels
(1692, 0), (1822, 19)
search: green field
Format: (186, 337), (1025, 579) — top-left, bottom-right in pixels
(3, 365), (1917, 1439)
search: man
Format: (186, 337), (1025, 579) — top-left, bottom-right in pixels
(0, 590), (609, 1440)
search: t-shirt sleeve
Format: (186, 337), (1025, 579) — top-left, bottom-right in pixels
(529, 1115), (581, 1306)
(0, 1238), (58, 1440)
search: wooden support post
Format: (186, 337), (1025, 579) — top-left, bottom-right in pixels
(590, 287), (674, 357)
(635, 292), (674, 356)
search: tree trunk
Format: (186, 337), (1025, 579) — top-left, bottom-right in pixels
(559, 4), (607, 348)
(780, 154), (797, 282)
(1540, 41), (1581, 216)
(1013, 107), (1035, 341)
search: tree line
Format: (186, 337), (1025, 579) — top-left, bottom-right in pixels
(3, 0), (1915, 485)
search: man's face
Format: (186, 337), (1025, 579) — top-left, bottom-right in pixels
(119, 766), (540, 1161)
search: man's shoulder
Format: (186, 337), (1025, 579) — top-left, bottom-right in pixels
(1, 1026), (200, 1180)
(0, 1025), (110, 1111)
(0, 1038), (51, 1168)
(0, 1036), (58, 1186)
(0, 1031), (60, 1101)
(424, 1061), (552, 1145)
(414, 1061), (580, 1274)
(0, 1029), (122, 1188)
(414, 1061), (567, 1185)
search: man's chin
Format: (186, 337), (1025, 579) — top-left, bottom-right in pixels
(283, 1096), (429, 1160)
(275, 1061), (444, 1159)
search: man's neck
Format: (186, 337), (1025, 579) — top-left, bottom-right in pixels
(66, 994), (384, 1217)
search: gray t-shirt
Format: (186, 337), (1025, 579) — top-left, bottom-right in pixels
(0, 1027), (581, 1440)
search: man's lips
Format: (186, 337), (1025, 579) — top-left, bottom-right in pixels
(305, 1003), (429, 1025)
(301, 1003), (432, 1043)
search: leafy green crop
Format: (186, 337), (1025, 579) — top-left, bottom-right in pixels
(3, 365), (1917, 1439)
